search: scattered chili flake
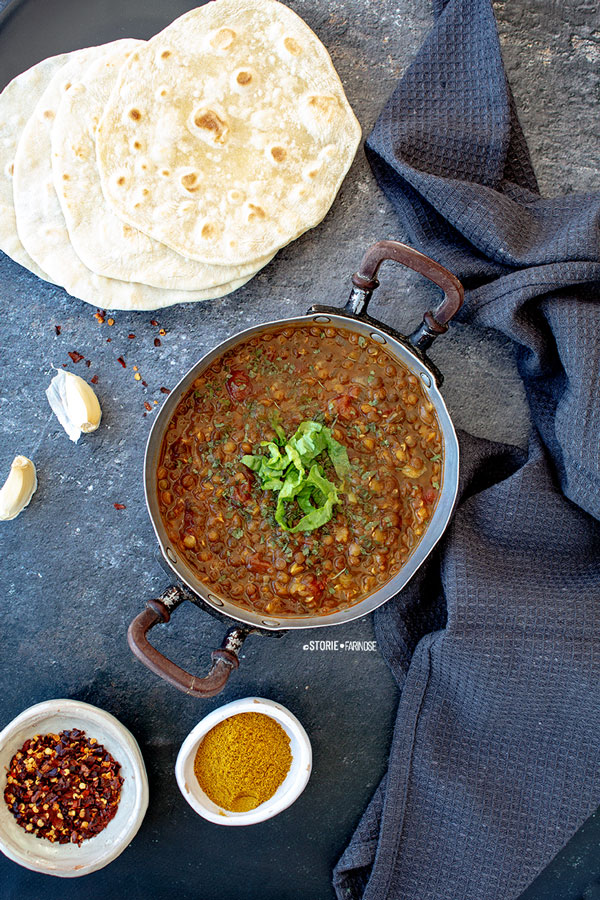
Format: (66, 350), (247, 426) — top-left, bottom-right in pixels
(90, 375), (99, 385)
(68, 351), (84, 364)
(160, 387), (171, 395)
(143, 412), (147, 418)
(85, 360), (91, 367)
(141, 380), (148, 387)
(134, 373), (141, 381)
(62, 363), (68, 368)
(3, 729), (122, 846)
(150, 319), (159, 327)
(117, 357), (126, 368)
(54, 325), (61, 336)
(154, 338), (162, 347)
(114, 503), (126, 510)
(128, 333), (135, 339)
(144, 401), (152, 412)
(106, 338), (112, 343)
(158, 329), (166, 337)
(107, 318), (115, 326)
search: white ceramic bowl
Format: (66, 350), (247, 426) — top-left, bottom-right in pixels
(0, 699), (149, 877)
(175, 697), (312, 826)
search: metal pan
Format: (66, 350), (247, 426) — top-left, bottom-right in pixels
(127, 240), (464, 696)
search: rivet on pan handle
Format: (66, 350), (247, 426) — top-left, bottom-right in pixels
(347, 239), (464, 351)
(127, 585), (252, 697)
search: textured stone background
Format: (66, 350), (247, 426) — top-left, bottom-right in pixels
(0, 1), (598, 898)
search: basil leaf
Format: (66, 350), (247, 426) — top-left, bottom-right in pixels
(323, 430), (350, 480)
(241, 420), (349, 531)
(275, 464), (340, 532)
(240, 454), (262, 472)
(262, 475), (285, 491)
(273, 423), (287, 445)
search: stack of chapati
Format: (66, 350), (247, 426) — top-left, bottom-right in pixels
(0, 0), (361, 311)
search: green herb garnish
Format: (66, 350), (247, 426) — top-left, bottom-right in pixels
(241, 420), (350, 533)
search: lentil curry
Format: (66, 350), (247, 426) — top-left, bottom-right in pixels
(157, 324), (442, 617)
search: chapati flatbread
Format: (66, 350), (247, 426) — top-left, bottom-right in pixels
(13, 43), (250, 311)
(51, 43), (273, 289)
(96, 0), (361, 266)
(0, 53), (69, 280)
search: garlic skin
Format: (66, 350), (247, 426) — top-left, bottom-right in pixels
(46, 370), (102, 442)
(0, 456), (37, 521)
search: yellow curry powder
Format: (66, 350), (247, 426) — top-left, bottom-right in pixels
(194, 712), (292, 812)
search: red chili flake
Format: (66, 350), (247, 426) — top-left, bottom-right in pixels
(114, 503), (126, 510)
(3, 730), (122, 846)
(62, 363), (68, 368)
(128, 333), (135, 339)
(117, 357), (126, 368)
(90, 375), (99, 385)
(54, 325), (61, 336)
(160, 387), (170, 394)
(150, 319), (159, 327)
(154, 338), (162, 347)
(68, 351), (84, 364)
(85, 360), (91, 367)
(144, 401), (152, 412)
(141, 380), (148, 387)
(143, 412), (147, 418)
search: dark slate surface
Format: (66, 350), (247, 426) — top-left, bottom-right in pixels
(0, 1), (596, 898)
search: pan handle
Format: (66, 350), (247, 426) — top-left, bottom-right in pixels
(346, 240), (464, 352)
(127, 586), (251, 697)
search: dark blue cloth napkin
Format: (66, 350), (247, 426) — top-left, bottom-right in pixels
(334, 1), (600, 898)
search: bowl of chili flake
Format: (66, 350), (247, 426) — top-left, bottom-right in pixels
(0, 699), (148, 877)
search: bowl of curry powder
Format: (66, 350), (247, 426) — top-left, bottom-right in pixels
(175, 698), (312, 826)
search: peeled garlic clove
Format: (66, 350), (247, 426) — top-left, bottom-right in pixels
(46, 370), (102, 443)
(0, 456), (37, 521)
(64, 372), (102, 434)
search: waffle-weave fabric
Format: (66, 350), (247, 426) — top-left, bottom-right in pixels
(334, 0), (600, 897)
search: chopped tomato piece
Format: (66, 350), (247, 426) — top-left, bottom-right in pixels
(423, 487), (437, 505)
(305, 573), (326, 603)
(226, 369), (252, 402)
(247, 553), (270, 574)
(332, 394), (357, 420)
(233, 470), (253, 504)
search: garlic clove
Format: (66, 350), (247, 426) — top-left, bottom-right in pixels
(64, 372), (102, 434)
(0, 456), (37, 521)
(46, 370), (102, 442)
